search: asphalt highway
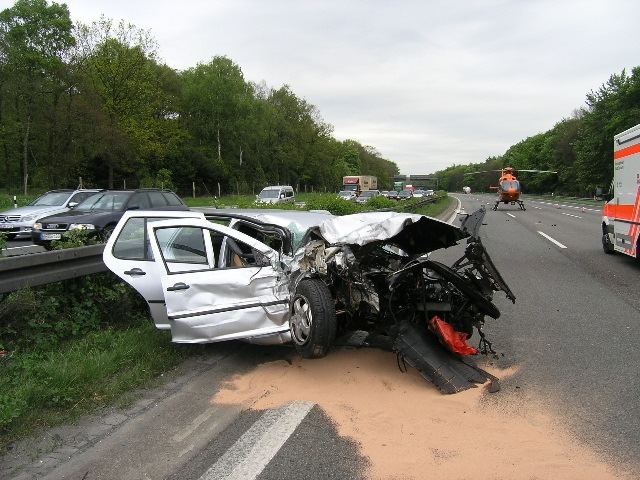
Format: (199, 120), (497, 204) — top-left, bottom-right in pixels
(444, 193), (640, 469)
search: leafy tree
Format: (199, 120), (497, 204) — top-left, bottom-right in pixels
(73, 17), (181, 188)
(0, 0), (74, 192)
(574, 68), (640, 194)
(181, 56), (253, 190)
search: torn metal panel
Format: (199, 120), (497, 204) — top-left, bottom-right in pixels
(316, 211), (467, 254)
(393, 321), (494, 394)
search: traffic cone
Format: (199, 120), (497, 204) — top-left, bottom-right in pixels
(581, 207), (586, 212)
(556, 203), (561, 209)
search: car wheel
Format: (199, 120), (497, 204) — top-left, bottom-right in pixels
(6, 234), (16, 240)
(290, 279), (336, 359)
(102, 225), (116, 242)
(602, 232), (615, 254)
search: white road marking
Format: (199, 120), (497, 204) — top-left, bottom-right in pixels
(199, 401), (314, 480)
(561, 212), (582, 219)
(5, 244), (40, 251)
(173, 405), (220, 443)
(538, 231), (567, 249)
(507, 213), (516, 218)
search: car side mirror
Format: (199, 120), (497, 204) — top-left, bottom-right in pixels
(68, 202), (78, 209)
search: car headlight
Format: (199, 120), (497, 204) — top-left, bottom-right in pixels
(33, 222), (42, 230)
(69, 224), (96, 231)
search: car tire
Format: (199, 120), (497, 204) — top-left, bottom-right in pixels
(290, 279), (336, 359)
(602, 232), (615, 254)
(6, 234), (16, 240)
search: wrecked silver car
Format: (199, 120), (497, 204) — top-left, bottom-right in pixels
(103, 207), (514, 393)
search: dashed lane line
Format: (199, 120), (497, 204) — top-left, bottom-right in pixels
(537, 231), (567, 249)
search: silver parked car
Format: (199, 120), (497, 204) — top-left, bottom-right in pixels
(337, 190), (356, 201)
(103, 207), (515, 393)
(0, 189), (101, 239)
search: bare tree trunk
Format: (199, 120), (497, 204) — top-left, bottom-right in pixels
(22, 114), (30, 195)
(217, 128), (222, 162)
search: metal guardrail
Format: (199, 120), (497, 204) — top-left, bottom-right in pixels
(0, 244), (106, 294)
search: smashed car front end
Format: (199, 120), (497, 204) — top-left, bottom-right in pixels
(293, 206), (515, 393)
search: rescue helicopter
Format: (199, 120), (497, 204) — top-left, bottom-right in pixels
(466, 167), (557, 211)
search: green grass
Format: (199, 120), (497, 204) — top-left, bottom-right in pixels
(0, 319), (197, 449)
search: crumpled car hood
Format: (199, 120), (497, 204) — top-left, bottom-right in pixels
(314, 211), (468, 254)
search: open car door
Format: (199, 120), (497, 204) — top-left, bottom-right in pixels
(103, 210), (206, 330)
(147, 218), (290, 344)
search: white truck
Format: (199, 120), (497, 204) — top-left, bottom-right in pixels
(602, 123), (640, 258)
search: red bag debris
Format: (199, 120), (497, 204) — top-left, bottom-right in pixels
(428, 316), (477, 355)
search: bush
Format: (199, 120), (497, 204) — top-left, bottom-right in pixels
(50, 228), (99, 249)
(0, 273), (147, 352)
(305, 193), (361, 215)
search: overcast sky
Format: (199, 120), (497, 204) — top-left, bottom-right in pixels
(35, 1), (640, 173)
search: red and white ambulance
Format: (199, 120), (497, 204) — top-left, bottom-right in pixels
(602, 123), (640, 258)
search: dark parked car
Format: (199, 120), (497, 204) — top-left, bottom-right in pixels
(32, 189), (188, 248)
(397, 189), (413, 200)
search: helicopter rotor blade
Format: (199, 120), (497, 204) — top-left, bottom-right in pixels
(464, 170), (502, 175)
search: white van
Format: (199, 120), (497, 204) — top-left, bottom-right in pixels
(256, 185), (295, 204)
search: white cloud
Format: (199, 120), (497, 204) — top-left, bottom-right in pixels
(60, 0), (640, 174)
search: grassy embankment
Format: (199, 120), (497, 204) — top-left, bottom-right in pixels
(0, 192), (453, 450)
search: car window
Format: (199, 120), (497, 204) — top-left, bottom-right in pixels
(163, 192), (184, 206)
(70, 192), (97, 204)
(155, 226), (207, 271)
(259, 189), (279, 199)
(220, 229), (271, 269)
(148, 191), (169, 207)
(128, 192), (151, 209)
(112, 217), (154, 260)
(29, 192), (71, 206)
(77, 192), (128, 211)
(236, 224), (283, 252)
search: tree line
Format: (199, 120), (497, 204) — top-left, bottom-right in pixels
(436, 67), (640, 197)
(0, 0), (400, 197)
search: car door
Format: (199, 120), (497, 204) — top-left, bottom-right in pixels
(103, 210), (206, 330)
(147, 219), (290, 344)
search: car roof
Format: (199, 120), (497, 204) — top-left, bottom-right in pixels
(193, 208), (335, 230)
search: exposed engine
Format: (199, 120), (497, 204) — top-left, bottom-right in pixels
(296, 206), (516, 393)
